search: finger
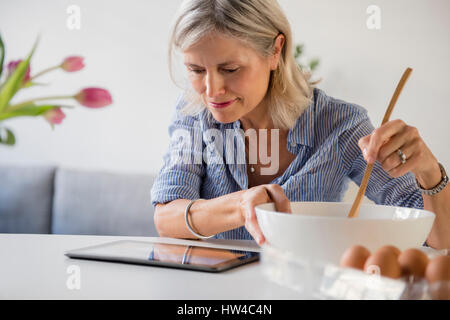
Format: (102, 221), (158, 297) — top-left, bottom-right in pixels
(380, 142), (415, 173)
(264, 184), (292, 213)
(366, 119), (407, 163)
(358, 135), (371, 161)
(387, 149), (421, 178)
(243, 202), (266, 245)
(358, 135), (371, 150)
(377, 127), (411, 163)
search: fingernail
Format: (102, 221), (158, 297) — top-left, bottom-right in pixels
(363, 148), (367, 158)
(259, 235), (266, 245)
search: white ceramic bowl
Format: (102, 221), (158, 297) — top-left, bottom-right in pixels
(255, 202), (435, 265)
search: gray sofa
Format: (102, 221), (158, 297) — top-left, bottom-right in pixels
(0, 165), (158, 236)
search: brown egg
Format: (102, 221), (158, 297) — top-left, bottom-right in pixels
(376, 245), (401, 258)
(364, 249), (402, 279)
(398, 248), (429, 279)
(425, 255), (450, 284)
(340, 245), (371, 270)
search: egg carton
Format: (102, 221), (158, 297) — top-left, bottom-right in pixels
(261, 244), (449, 300)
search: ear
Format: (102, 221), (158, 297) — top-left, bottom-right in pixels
(270, 33), (285, 70)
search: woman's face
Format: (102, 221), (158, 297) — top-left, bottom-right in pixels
(183, 32), (283, 126)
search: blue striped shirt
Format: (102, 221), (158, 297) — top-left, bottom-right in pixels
(150, 88), (424, 240)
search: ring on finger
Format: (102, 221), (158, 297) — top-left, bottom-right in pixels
(397, 148), (407, 165)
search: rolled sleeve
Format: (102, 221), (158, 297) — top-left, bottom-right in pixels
(150, 93), (206, 207)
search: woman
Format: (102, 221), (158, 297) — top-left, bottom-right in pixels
(151, 0), (449, 249)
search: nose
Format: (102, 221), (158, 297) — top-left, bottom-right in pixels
(205, 72), (226, 98)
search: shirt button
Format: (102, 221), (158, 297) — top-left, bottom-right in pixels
(290, 142), (296, 147)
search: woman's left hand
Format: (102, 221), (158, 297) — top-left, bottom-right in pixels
(358, 119), (441, 189)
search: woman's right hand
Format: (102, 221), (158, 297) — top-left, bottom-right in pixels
(238, 184), (292, 246)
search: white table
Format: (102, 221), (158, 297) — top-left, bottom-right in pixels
(0, 234), (307, 300)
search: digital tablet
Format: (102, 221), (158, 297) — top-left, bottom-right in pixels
(65, 240), (259, 273)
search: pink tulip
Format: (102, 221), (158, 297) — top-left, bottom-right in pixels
(61, 56), (85, 72)
(7, 60), (31, 83)
(43, 108), (66, 125)
(74, 88), (112, 108)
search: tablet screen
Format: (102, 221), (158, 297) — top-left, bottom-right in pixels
(65, 240), (259, 272)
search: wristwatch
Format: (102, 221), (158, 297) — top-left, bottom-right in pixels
(416, 163), (449, 196)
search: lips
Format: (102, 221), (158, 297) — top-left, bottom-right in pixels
(209, 98), (238, 109)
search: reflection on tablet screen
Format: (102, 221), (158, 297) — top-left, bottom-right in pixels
(148, 243), (254, 266)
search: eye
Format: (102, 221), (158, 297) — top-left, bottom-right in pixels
(223, 68), (239, 73)
(190, 69), (205, 74)
(188, 68), (239, 75)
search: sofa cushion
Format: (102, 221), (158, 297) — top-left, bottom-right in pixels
(0, 165), (56, 233)
(52, 168), (158, 236)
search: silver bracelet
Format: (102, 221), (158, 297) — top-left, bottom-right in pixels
(184, 199), (215, 239)
(181, 246), (192, 264)
(416, 163), (449, 196)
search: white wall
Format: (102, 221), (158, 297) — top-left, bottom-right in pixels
(0, 0), (449, 180)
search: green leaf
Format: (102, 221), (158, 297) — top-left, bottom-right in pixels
(294, 44), (304, 59)
(309, 59), (320, 71)
(0, 36), (39, 113)
(21, 81), (48, 89)
(0, 34), (5, 79)
(0, 127), (15, 145)
(0, 103), (58, 121)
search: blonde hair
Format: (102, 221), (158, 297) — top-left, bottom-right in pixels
(168, 0), (313, 130)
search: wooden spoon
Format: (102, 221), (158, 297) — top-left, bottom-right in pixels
(347, 67), (413, 218)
